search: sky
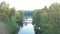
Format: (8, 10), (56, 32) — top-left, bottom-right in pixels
(0, 0), (60, 10)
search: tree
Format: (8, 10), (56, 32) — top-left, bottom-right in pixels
(0, 1), (9, 22)
(48, 3), (60, 34)
(33, 3), (60, 34)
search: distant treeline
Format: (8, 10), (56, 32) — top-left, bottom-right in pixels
(23, 11), (33, 17)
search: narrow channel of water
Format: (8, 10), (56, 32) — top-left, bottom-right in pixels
(18, 23), (35, 34)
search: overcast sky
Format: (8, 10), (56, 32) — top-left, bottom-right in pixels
(0, 0), (60, 10)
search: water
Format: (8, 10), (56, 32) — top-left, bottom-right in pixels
(18, 17), (35, 34)
(18, 24), (35, 34)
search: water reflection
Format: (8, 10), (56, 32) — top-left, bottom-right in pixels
(18, 18), (35, 34)
(18, 24), (35, 34)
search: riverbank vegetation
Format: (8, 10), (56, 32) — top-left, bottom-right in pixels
(0, 1), (60, 34)
(33, 3), (60, 34)
(0, 1), (23, 34)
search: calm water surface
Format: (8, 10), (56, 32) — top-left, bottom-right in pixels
(18, 24), (35, 34)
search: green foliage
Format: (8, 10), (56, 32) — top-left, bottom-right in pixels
(33, 3), (60, 34)
(8, 10), (23, 34)
(8, 16), (18, 34)
(0, 1), (9, 22)
(0, 1), (23, 34)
